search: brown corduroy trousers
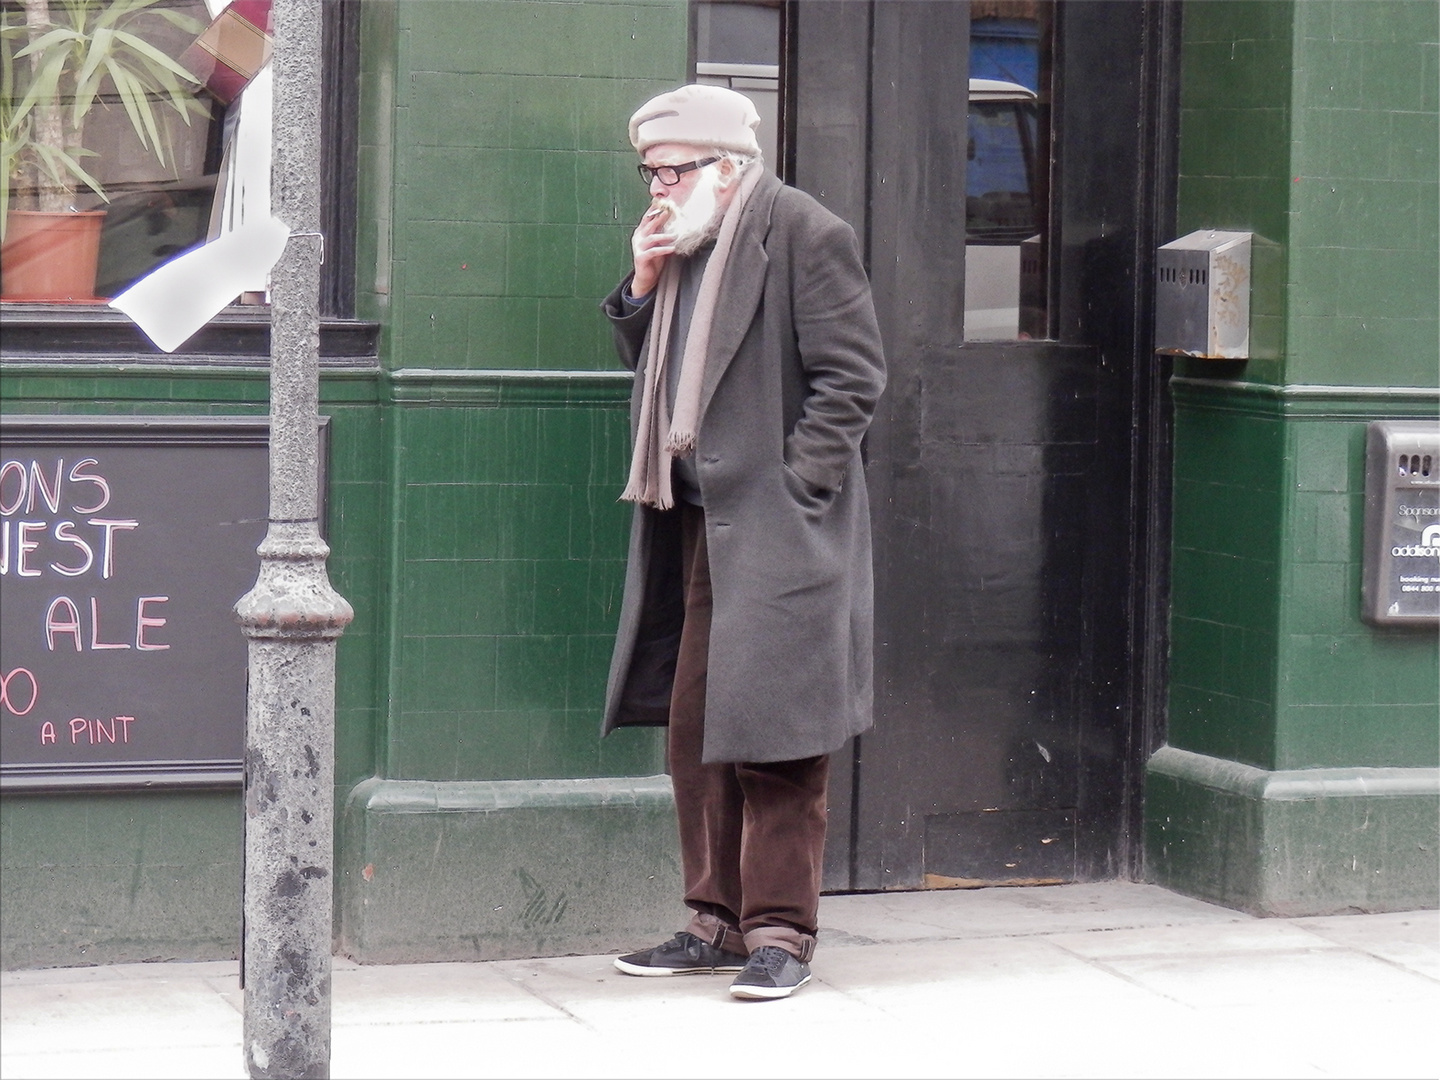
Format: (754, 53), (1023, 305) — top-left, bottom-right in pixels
(670, 504), (830, 962)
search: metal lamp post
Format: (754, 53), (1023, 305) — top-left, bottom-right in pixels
(234, 0), (352, 1076)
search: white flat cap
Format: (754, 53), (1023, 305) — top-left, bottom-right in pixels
(629, 84), (761, 157)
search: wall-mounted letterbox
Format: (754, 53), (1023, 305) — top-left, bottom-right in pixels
(1363, 420), (1440, 626)
(1154, 230), (1252, 360)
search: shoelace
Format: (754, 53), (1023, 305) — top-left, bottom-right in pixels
(749, 946), (791, 974)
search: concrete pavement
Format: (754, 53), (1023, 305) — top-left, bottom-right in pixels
(2, 882), (1436, 1079)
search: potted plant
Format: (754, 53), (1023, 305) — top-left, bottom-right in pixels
(1, 0), (207, 300)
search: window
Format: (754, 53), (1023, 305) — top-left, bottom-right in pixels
(1, 0), (231, 302)
(692, 0), (784, 178)
(964, 0), (1055, 341)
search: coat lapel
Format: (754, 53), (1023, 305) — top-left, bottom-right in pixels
(699, 172), (779, 419)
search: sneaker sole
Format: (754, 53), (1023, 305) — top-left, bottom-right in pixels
(613, 958), (745, 977)
(728, 972), (812, 1000)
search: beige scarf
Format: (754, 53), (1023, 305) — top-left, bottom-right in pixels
(621, 164), (763, 509)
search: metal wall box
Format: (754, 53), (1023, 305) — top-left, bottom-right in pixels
(1363, 420), (1440, 626)
(1154, 230), (1252, 359)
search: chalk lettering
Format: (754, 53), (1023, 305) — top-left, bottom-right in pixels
(50, 521), (95, 577)
(28, 460), (62, 515)
(67, 459), (110, 514)
(0, 519), (7, 575)
(45, 597), (83, 652)
(0, 458), (114, 516)
(16, 521), (44, 576)
(1, 667), (39, 716)
(40, 722), (55, 744)
(88, 519), (138, 579)
(0, 460), (26, 515)
(89, 596), (130, 650)
(66, 716), (135, 745)
(135, 596), (170, 651)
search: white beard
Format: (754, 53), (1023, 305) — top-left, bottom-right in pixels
(657, 168), (726, 257)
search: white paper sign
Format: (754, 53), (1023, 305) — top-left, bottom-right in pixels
(108, 214), (291, 353)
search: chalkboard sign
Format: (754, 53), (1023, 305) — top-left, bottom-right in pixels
(0, 416), (320, 790)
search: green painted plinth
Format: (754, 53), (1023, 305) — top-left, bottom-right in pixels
(1146, 746), (1440, 916)
(338, 775), (685, 963)
(0, 792), (242, 970)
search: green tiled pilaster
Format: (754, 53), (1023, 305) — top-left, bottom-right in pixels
(1156, 0), (1439, 916)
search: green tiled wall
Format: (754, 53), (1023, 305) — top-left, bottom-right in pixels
(1168, 401), (1285, 769)
(383, 385), (659, 781)
(1286, 0), (1440, 387)
(360, 0), (682, 370)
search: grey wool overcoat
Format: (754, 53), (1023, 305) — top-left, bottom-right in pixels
(600, 171), (886, 764)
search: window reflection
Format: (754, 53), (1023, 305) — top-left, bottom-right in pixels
(965, 0), (1053, 341)
(1, 0), (270, 303)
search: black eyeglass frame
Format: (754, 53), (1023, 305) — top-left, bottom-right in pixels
(637, 157), (721, 186)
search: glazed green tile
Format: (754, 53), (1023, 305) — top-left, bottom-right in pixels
(574, 152), (621, 223)
(1167, 682), (1274, 768)
(597, 724), (666, 777)
(410, 72), (512, 148)
(452, 709), (553, 780)
(494, 483), (572, 561)
(1282, 559), (1352, 635)
(468, 296), (541, 367)
(401, 409), (469, 482)
(1358, 40), (1429, 113)
(1389, 111), (1440, 186)
(1292, 108), (1388, 181)
(1277, 702), (1440, 769)
(577, 223), (631, 296)
(1290, 422), (1354, 493)
(540, 150), (581, 225)
(1279, 634), (1366, 707)
(500, 409), (545, 484)
(1172, 547), (1234, 627)
(538, 298), (613, 369)
(531, 558), (602, 635)
(534, 409), (601, 484)
(512, 78), (581, 152)
(566, 633), (618, 713)
(1169, 614), (1227, 693)
(1226, 625), (1278, 703)
(403, 222), (507, 297)
(391, 712), (460, 781)
(336, 633), (379, 714)
(495, 635), (570, 712)
(1312, 491), (1360, 564)
(1368, 631), (1440, 704)
(1334, 248), (1440, 323)
(423, 635), (499, 712)
(1226, 554), (1283, 633)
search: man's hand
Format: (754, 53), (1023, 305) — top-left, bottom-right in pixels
(630, 201), (677, 299)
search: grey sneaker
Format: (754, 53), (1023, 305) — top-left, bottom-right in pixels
(729, 945), (812, 1000)
(613, 931), (748, 977)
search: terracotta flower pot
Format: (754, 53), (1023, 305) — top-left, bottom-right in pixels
(1, 210), (109, 302)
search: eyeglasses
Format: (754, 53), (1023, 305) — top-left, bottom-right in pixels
(637, 157), (720, 186)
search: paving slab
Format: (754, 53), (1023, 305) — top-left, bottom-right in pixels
(2, 883), (1435, 1080)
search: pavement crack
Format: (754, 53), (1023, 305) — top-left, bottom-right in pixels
(500, 969), (598, 1032)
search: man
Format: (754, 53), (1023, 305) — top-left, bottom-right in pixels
(600, 85), (885, 1000)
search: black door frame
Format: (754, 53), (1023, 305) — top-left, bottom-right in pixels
(788, 0), (1182, 890)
